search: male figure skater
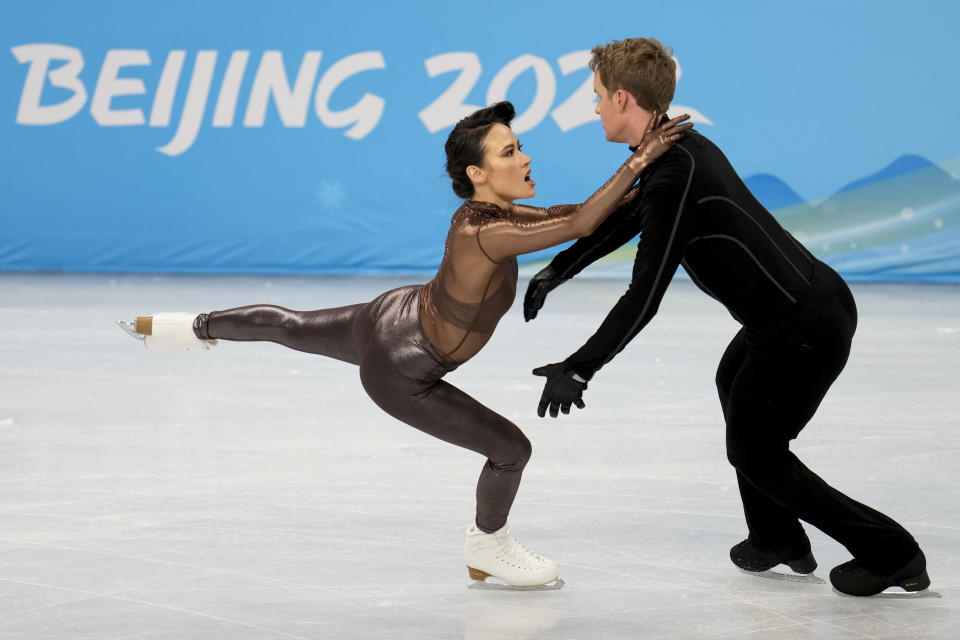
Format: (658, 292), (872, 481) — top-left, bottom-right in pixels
(524, 37), (929, 597)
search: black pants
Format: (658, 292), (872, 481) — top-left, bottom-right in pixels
(200, 285), (531, 533)
(717, 266), (919, 575)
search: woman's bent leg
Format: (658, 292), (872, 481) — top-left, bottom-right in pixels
(348, 285), (555, 586)
(359, 355), (530, 532)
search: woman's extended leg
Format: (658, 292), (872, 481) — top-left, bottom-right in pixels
(198, 303), (364, 365)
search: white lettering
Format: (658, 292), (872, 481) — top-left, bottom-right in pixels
(486, 54), (555, 134)
(158, 51), (218, 156)
(149, 50), (186, 127)
(669, 58), (713, 125)
(11, 43), (88, 125)
(417, 52), (483, 134)
(244, 50), (322, 127)
(14, 45), (708, 155)
(213, 51), (249, 127)
(314, 51), (385, 140)
(90, 49), (150, 126)
(550, 51), (599, 132)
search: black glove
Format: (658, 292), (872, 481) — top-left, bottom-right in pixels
(523, 265), (565, 321)
(533, 362), (588, 418)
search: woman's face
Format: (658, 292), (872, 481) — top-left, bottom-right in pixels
(472, 123), (535, 204)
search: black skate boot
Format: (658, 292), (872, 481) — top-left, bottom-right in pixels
(830, 549), (929, 596)
(730, 537), (817, 574)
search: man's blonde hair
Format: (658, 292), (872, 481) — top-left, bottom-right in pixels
(590, 38), (676, 114)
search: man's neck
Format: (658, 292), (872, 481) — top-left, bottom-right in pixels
(624, 110), (659, 148)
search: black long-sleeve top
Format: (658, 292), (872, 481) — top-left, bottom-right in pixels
(549, 127), (823, 379)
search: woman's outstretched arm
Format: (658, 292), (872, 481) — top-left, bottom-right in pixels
(475, 114), (691, 262)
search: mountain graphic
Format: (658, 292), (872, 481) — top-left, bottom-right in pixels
(744, 155), (940, 211)
(743, 174), (806, 211)
(835, 154), (935, 194)
(544, 154), (960, 280)
(775, 154), (960, 260)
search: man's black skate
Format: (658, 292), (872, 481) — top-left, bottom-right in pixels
(830, 549), (929, 596)
(730, 538), (817, 574)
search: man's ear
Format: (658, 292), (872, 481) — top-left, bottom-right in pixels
(466, 165), (486, 185)
(615, 88), (629, 111)
(616, 88), (638, 112)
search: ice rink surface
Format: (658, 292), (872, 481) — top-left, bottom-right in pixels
(0, 272), (957, 639)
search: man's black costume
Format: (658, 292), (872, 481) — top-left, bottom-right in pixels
(526, 124), (925, 588)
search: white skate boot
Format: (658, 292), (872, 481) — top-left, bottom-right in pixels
(463, 523), (562, 590)
(117, 313), (217, 350)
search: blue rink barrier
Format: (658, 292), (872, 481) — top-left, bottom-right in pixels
(2, 1), (959, 280)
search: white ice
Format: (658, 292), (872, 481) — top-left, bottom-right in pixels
(0, 273), (957, 639)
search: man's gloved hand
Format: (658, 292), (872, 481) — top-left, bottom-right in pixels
(533, 362), (588, 418)
(523, 265), (565, 321)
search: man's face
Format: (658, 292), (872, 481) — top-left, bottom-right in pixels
(594, 71), (659, 146)
(594, 71), (625, 143)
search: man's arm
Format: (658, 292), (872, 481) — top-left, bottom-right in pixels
(548, 184), (646, 280)
(565, 146), (697, 380)
(479, 115), (691, 263)
(522, 186), (645, 321)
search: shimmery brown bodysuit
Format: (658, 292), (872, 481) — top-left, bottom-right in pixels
(194, 155), (646, 532)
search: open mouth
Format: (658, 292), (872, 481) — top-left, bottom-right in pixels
(524, 172), (535, 187)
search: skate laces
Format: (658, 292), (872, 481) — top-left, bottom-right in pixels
(494, 528), (544, 568)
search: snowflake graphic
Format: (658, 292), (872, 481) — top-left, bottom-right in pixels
(313, 179), (347, 210)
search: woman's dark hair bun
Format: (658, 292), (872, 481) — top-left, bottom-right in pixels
(444, 101), (516, 199)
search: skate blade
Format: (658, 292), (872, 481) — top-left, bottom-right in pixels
(116, 320), (145, 342)
(833, 587), (942, 599)
(738, 568), (825, 584)
(467, 577), (564, 591)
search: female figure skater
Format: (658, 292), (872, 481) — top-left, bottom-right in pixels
(121, 102), (691, 588)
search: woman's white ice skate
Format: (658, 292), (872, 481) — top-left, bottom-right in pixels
(117, 313), (217, 350)
(463, 523), (563, 590)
